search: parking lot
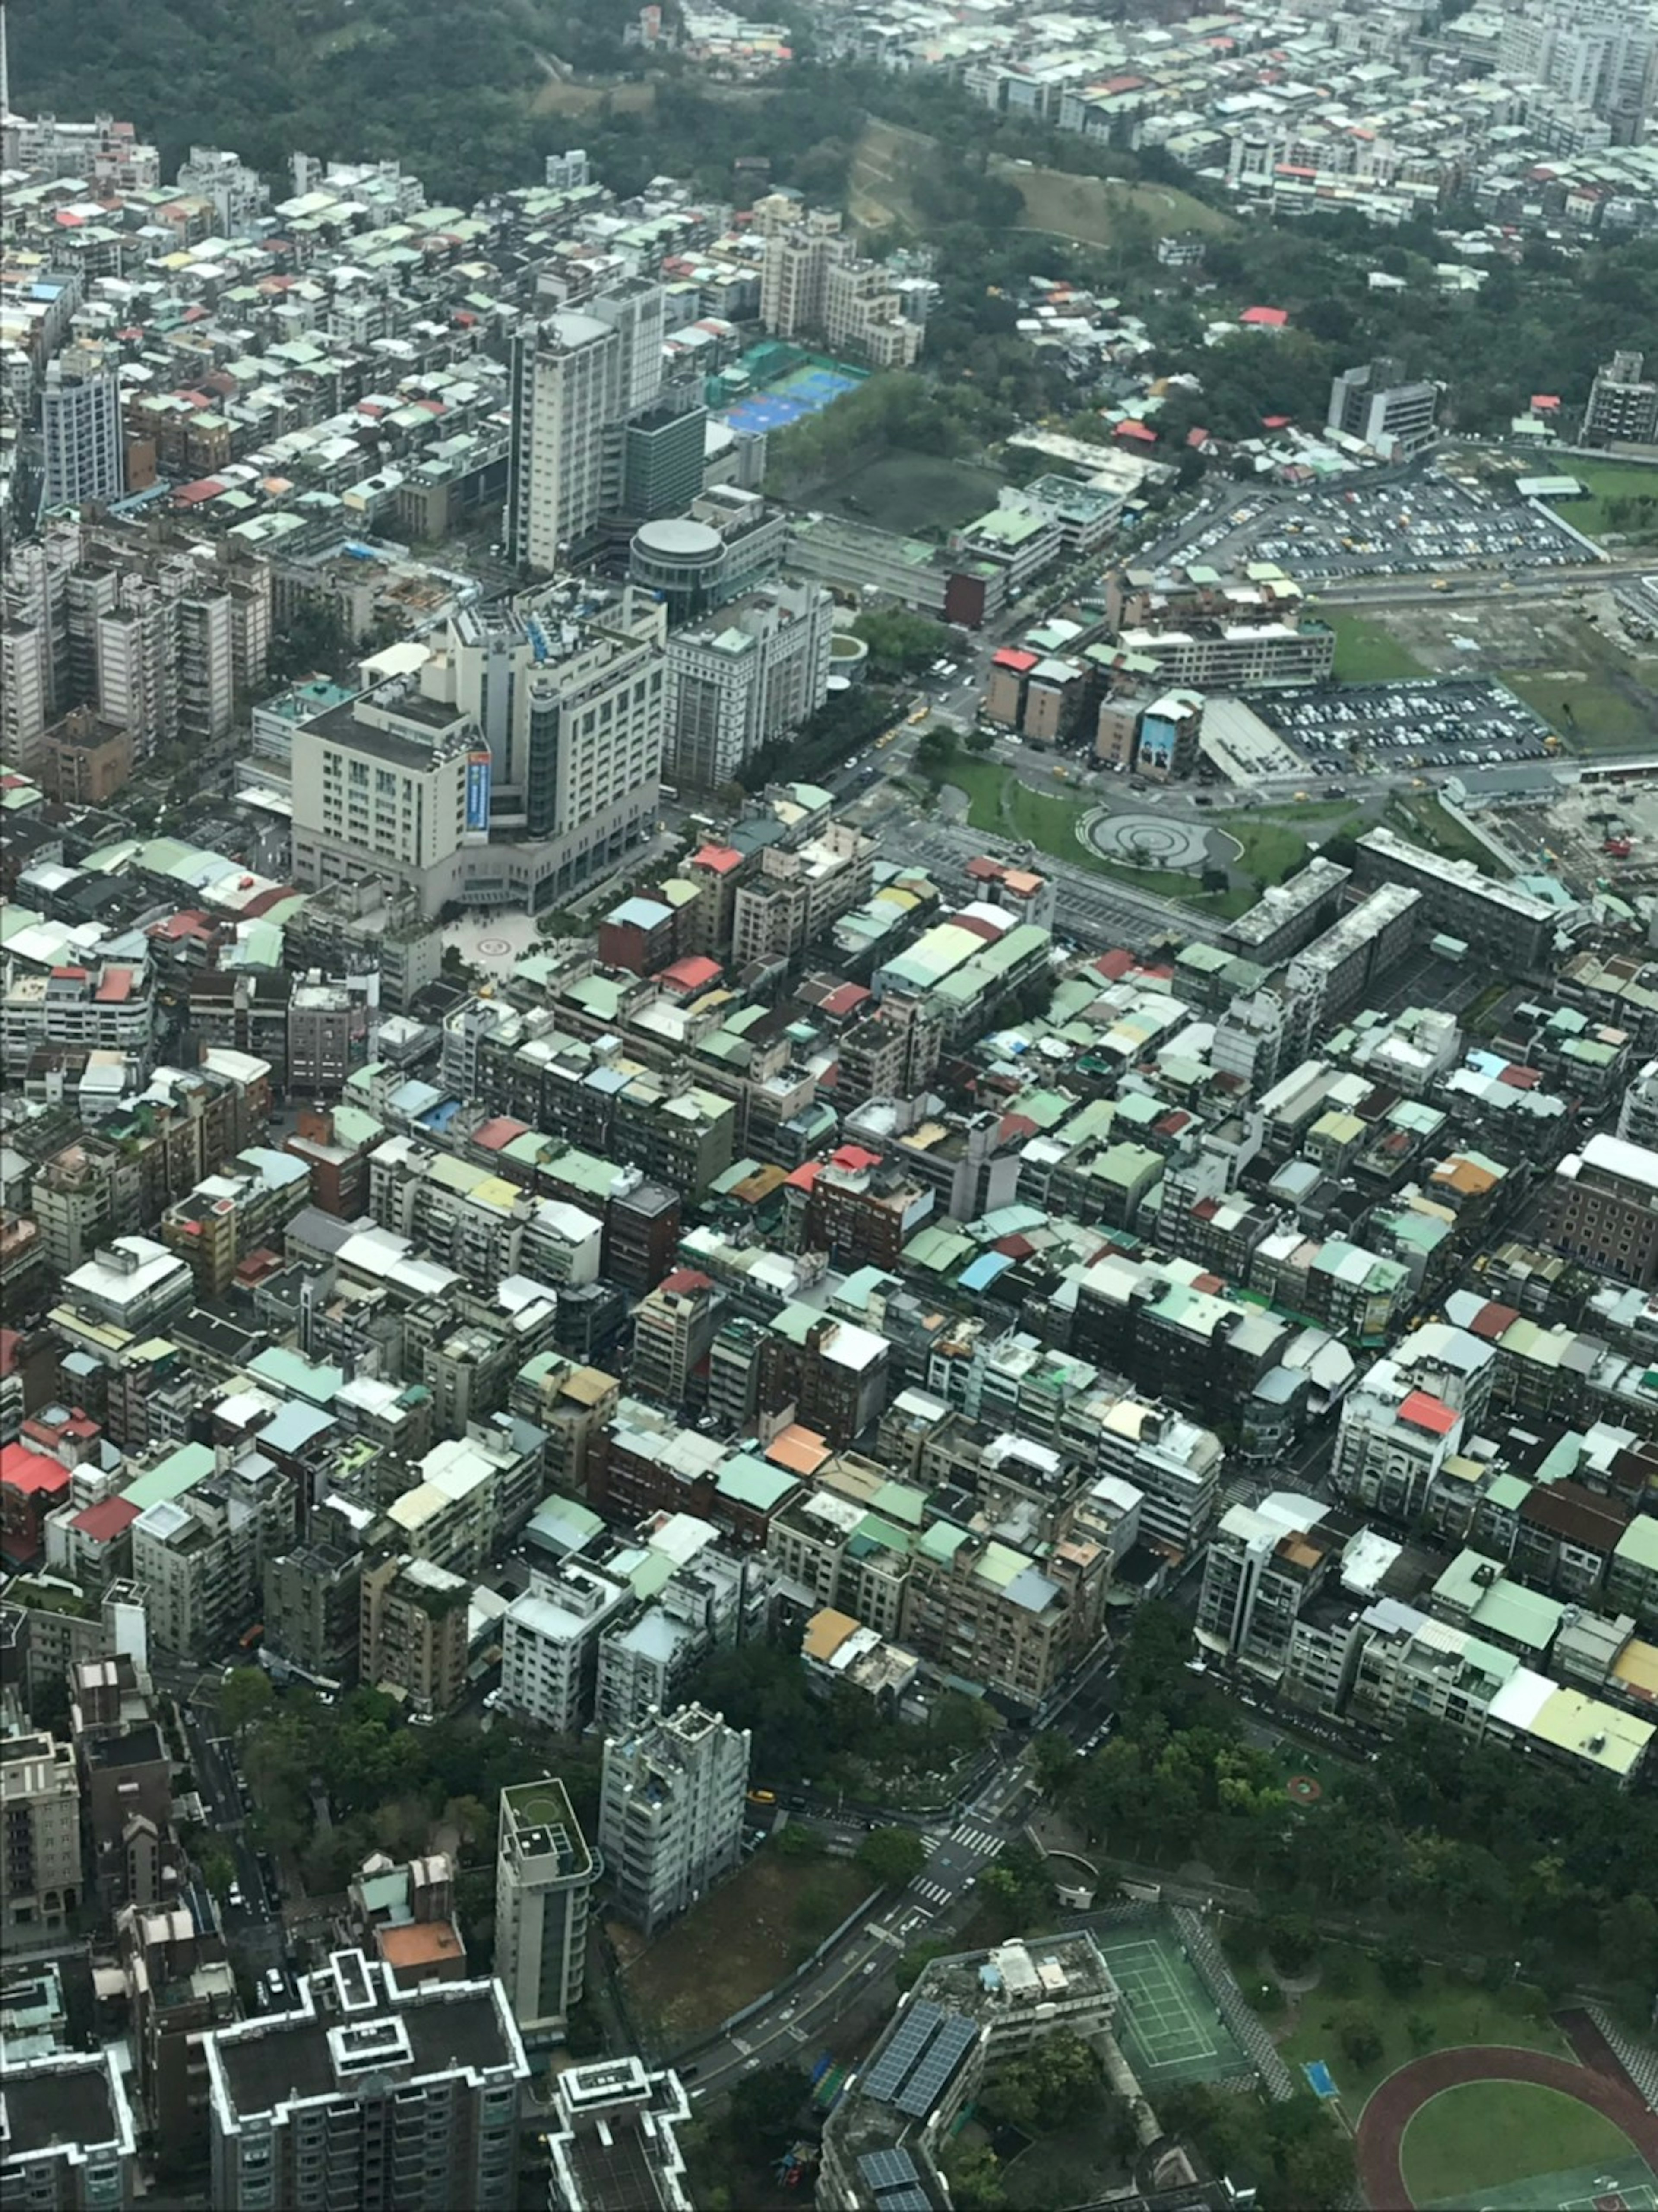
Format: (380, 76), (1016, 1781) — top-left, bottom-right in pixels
(1256, 677), (1555, 775)
(1154, 466), (1592, 583)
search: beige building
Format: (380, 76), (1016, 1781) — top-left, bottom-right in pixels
(1, 1732), (82, 1934)
(754, 193), (922, 365)
(360, 1554), (471, 1716)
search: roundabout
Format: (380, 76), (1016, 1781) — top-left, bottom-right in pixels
(1082, 809), (1240, 872)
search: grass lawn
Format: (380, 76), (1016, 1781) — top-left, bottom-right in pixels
(1550, 458), (1658, 545)
(1401, 2081), (1635, 2205)
(1325, 609), (1430, 682)
(1274, 1946), (1569, 2116)
(994, 160), (1236, 245)
(1387, 793), (1510, 876)
(531, 73), (655, 116)
(822, 451), (1005, 537)
(614, 1852), (873, 2047)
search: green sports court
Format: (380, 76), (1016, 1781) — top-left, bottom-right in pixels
(1091, 1925), (1253, 2087)
(1425, 2153), (1658, 2212)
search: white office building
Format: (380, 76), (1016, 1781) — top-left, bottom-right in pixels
(598, 1703), (750, 1937)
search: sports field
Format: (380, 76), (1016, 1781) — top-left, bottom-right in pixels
(722, 364), (861, 436)
(1425, 2152), (1658, 2212)
(1092, 1927), (1251, 2087)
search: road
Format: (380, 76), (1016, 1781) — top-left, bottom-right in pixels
(173, 1671), (289, 1983)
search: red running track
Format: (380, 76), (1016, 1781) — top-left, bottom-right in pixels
(1355, 2041), (1658, 2211)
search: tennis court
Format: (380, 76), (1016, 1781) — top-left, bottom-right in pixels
(721, 363), (861, 436)
(1092, 1928), (1253, 2088)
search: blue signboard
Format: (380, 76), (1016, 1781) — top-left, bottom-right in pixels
(465, 750), (492, 831)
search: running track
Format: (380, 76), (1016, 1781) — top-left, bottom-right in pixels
(1355, 2033), (1658, 2211)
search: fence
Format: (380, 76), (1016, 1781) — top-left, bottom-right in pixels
(1171, 1904), (1296, 2102)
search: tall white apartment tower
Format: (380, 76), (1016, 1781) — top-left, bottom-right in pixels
(42, 343), (125, 510)
(494, 1778), (595, 2042)
(598, 1702), (750, 1937)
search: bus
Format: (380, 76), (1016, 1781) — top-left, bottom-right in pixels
(658, 783), (679, 802)
(239, 1622), (265, 1651)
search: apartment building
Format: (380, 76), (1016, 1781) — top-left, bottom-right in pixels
(731, 822), (875, 967)
(41, 343), (125, 510)
(598, 1702), (750, 1936)
(755, 195), (921, 364)
(1331, 1359), (1465, 1520)
(631, 1271), (724, 1407)
(494, 1779), (595, 2043)
(664, 581), (833, 790)
(205, 1947), (528, 2212)
(0, 2046), (137, 2212)
(1548, 1132), (1658, 1286)
(1582, 348), (1658, 444)
(2, 960), (155, 1077)
(1195, 1493), (1349, 1682)
(545, 2057), (692, 2212)
(1, 1731), (82, 1934)
(359, 1555), (471, 1716)
(500, 1558), (634, 1735)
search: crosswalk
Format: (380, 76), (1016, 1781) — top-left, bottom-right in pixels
(920, 1833), (940, 1856)
(952, 1823), (1004, 1857)
(913, 1879), (956, 1908)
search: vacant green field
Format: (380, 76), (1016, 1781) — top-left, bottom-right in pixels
(615, 1851), (871, 2047)
(1402, 2081), (1635, 2206)
(995, 160), (1236, 246)
(1325, 610), (1430, 682)
(1273, 1946), (1569, 2116)
(1499, 666), (1654, 749)
(1551, 458), (1658, 545)
(826, 452), (1004, 537)
(531, 70), (655, 117)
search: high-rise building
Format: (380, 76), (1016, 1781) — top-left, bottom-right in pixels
(1582, 349), (1658, 446)
(205, 1946), (528, 2212)
(598, 1702), (750, 1936)
(0, 2046), (139, 2212)
(1499, 6), (1657, 142)
(1, 1730), (82, 1934)
(1548, 1131), (1658, 1286)
(507, 280), (675, 569)
(753, 193), (922, 364)
(1326, 358), (1439, 457)
(665, 581), (833, 790)
(494, 1778), (595, 2042)
(41, 344), (125, 511)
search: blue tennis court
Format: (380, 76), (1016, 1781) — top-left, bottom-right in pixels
(722, 365), (859, 435)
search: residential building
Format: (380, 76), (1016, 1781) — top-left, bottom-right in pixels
(1332, 1358), (1465, 1519)
(1195, 1493), (1347, 1682)
(205, 1947), (528, 2212)
(500, 1558), (634, 1735)
(41, 344), (125, 511)
(0, 2046), (137, 2212)
(359, 1555), (471, 1716)
(1549, 1132), (1658, 1286)
(664, 582), (833, 790)
(544, 2057), (692, 2212)
(598, 1702), (750, 1936)
(494, 1778), (595, 2043)
(1, 1731), (81, 1934)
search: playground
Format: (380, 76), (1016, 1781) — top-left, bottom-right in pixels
(1356, 2040), (1658, 2212)
(1091, 1925), (1251, 2088)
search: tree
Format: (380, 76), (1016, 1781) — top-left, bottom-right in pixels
(1265, 1914), (1317, 1974)
(857, 1826), (927, 1887)
(728, 2065), (804, 2145)
(914, 724), (959, 783)
(943, 2143), (1006, 2211)
(1377, 1939), (1423, 1998)
(219, 1665), (275, 1741)
(984, 2030), (1102, 2132)
(776, 1821), (825, 1859)
(200, 1844), (236, 1899)
(895, 1939), (956, 1992)
(1335, 2007), (1383, 2071)
(1031, 1730), (1080, 1799)
(965, 727), (997, 753)
(851, 607), (949, 679)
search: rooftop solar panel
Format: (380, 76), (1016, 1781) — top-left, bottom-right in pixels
(861, 2001), (943, 2105)
(895, 2015), (978, 2118)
